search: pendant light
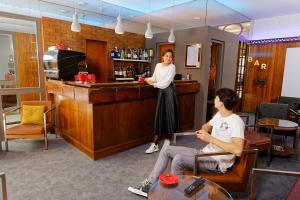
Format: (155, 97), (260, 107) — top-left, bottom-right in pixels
(145, 0), (153, 39)
(71, 1), (81, 32)
(168, 0), (175, 43)
(115, 14), (124, 34)
(145, 22), (153, 38)
(115, 3), (124, 34)
(168, 28), (175, 43)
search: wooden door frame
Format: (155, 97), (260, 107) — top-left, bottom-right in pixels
(211, 39), (225, 90)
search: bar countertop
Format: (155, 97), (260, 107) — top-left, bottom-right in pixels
(63, 80), (197, 88)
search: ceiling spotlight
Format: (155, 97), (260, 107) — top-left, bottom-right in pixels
(145, 22), (153, 39)
(168, 28), (175, 43)
(115, 15), (124, 34)
(60, 9), (70, 13)
(77, 1), (88, 6)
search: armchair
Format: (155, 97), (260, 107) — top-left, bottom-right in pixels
(0, 172), (7, 200)
(278, 96), (300, 124)
(3, 101), (55, 150)
(238, 113), (271, 165)
(256, 103), (289, 123)
(184, 142), (258, 192)
(250, 168), (300, 200)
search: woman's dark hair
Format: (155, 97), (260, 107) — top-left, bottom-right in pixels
(215, 88), (239, 110)
(162, 49), (174, 57)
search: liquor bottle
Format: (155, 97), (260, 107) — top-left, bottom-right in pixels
(118, 66), (123, 77)
(140, 49), (144, 60)
(110, 48), (115, 58)
(120, 49), (125, 59)
(144, 48), (149, 60)
(122, 66), (127, 77)
(127, 48), (132, 59)
(114, 65), (119, 78)
(133, 49), (138, 60)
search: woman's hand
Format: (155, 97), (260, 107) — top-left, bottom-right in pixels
(195, 130), (212, 143)
(145, 78), (156, 85)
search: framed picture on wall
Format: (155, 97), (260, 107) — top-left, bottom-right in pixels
(185, 43), (202, 68)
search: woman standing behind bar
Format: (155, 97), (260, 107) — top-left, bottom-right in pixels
(144, 49), (180, 154)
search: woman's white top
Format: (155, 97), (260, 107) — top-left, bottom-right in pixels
(148, 63), (176, 89)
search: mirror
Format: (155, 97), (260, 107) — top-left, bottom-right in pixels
(185, 43), (202, 68)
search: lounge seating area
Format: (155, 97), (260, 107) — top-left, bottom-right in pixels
(1, 131), (300, 200)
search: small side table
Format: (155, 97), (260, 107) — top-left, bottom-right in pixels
(257, 118), (299, 163)
(148, 175), (232, 200)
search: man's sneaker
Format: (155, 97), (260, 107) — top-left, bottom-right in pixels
(128, 179), (153, 197)
(145, 143), (159, 154)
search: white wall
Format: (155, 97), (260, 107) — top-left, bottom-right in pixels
(0, 34), (11, 80)
(281, 47), (300, 98)
(249, 13), (300, 40)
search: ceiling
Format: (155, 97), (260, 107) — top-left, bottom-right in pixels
(0, 0), (300, 36)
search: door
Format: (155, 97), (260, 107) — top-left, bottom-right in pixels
(86, 40), (107, 82)
(206, 41), (224, 121)
(158, 43), (175, 63)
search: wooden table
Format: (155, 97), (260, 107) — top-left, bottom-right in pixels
(148, 175), (232, 200)
(257, 118), (299, 163)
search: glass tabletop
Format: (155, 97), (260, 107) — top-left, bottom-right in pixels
(257, 118), (298, 128)
(148, 175), (233, 200)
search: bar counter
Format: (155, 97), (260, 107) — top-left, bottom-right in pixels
(46, 80), (200, 160)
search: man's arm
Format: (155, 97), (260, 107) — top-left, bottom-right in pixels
(195, 130), (244, 157)
(201, 122), (212, 133)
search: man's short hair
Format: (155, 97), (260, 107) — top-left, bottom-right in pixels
(215, 88), (239, 110)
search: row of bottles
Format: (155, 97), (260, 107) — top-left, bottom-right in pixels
(110, 47), (153, 60)
(114, 64), (151, 79)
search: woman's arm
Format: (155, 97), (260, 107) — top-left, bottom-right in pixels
(153, 64), (175, 89)
(145, 64), (157, 85)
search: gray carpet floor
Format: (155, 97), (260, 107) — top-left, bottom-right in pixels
(0, 133), (299, 200)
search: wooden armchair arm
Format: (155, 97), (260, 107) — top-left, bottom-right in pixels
(250, 168), (300, 200)
(2, 107), (21, 129)
(3, 107), (21, 115)
(194, 149), (258, 175)
(0, 172), (7, 200)
(44, 107), (55, 115)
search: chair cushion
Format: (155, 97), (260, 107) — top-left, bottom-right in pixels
(6, 124), (44, 138)
(21, 105), (45, 125)
(245, 130), (271, 151)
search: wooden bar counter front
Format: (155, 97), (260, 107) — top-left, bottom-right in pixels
(46, 80), (200, 160)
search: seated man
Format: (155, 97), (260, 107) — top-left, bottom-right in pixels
(128, 88), (245, 197)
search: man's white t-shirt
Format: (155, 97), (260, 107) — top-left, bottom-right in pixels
(202, 112), (245, 173)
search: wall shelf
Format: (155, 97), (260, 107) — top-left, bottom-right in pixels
(113, 58), (150, 63)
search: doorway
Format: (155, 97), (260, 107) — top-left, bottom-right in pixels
(158, 43), (175, 63)
(206, 40), (224, 121)
(86, 40), (107, 82)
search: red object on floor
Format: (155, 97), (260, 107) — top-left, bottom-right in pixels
(159, 173), (178, 185)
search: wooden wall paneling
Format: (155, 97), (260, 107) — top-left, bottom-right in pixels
(41, 17), (145, 82)
(243, 41), (300, 112)
(15, 32), (40, 101)
(58, 97), (94, 156)
(178, 94), (195, 131)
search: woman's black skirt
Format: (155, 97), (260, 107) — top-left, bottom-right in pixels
(154, 83), (180, 137)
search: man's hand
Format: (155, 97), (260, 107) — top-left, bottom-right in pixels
(195, 130), (212, 143)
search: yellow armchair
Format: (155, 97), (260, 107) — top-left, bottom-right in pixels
(3, 101), (55, 150)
